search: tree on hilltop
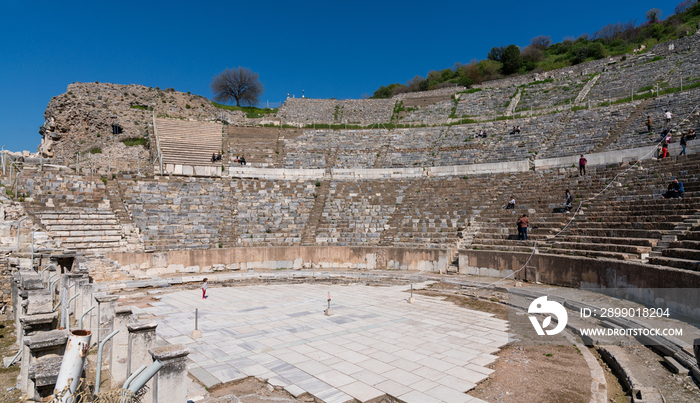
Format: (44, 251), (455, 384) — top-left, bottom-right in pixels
(500, 45), (523, 75)
(646, 8), (662, 24)
(211, 67), (264, 107)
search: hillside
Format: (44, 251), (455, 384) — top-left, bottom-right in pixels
(39, 82), (251, 164)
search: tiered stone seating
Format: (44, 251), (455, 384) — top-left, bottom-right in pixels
(454, 86), (518, 118)
(539, 102), (638, 158)
(471, 154), (700, 263)
(651, 230), (700, 271)
(278, 98), (394, 125)
(608, 87), (700, 151)
(381, 177), (488, 248)
(16, 172), (124, 253)
(314, 181), (410, 245)
(516, 75), (589, 112)
(122, 177), (316, 250)
(155, 118), (223, 171)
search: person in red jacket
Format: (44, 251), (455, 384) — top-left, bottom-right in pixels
(579, 155), (587, 176)
(517, 214), (530, 241)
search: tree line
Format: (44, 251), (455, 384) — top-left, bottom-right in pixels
(371, 1), (700, 99)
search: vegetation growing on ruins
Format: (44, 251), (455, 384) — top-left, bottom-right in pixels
(371, 1), (700, 98)
(211, 102), (277, 118)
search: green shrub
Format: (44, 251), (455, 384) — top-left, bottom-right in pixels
(121, 137), (147, 147)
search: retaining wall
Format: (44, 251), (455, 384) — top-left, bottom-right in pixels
(459, 249), (700, 319)
(104, 246), (448, 274)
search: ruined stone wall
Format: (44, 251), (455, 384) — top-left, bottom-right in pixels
(40, 83), (245, 165)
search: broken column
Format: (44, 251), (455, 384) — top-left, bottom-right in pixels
(95, 295), (118, 362)
(127, 322), (157, 402)
(111, 306), (134, 386)
(148, 345), (191, 403)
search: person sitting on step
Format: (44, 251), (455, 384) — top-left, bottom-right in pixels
(564, 189), (573, 212)
(506, 196), (516, 209)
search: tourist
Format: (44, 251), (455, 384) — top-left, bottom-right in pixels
(680, 133), (687, 156)
(211, 152), (216, 163)
(515, 126), (521, 134)
(660, 143), (668, 159)
(664, 110), (672, 128)
(202, 278), (208, 299)
(564, 190), (573, 212)
(234, 155), (240, 163)
(661, 182), (674, 199)
(664, 130), (672, 144)
(510, 126), (517, 135)
(217, 152), (222, 161)
(506, 197), (516, 210)
(517, 214), (529, 241)
(687, 128), (696, 141)
(579, 155), (587, 176)
(239, 156), (246, 165)
(674, 179), (685, 198)
(645, 116), (653, 133)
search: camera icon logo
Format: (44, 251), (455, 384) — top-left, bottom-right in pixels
(528, 296), (568, 336)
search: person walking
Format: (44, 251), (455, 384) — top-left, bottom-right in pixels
(202, 278), (208, 299)
(517, 214), (529, 241)
(645, 116), (653, 134)
(680, 133), (687, 156)
(664, 110), (672, 128)
(579, 155), (587, 176)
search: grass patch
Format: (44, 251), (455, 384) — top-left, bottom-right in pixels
(130, 104), (150, 110)
(211, 102), (277, 115)
(89, 147), (102, 154)
(121, 137), (148, 147)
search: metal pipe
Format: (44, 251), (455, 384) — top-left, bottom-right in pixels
(66, 293), (80, 331)
(53, 300), (62, 312)
(40, 264), (56, 284)
(79, 305), (94, 330)
(16, 217), (27, 252)
(5, 349), (21, 368)
(124, 360), (163, 397)
(49, 277), (60, 297)
(47, 272), (58, 288)
(94, 330), (119, 395)
(30, 229), (38, 267)
(123, 365), (147, 390)
(54, 330), (91, 403)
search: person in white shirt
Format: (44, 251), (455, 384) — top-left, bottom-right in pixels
(664, 110), (672, 128)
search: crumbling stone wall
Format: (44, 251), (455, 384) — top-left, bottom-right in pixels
(40, 82), (245, 164)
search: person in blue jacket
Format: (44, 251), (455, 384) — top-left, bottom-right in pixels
(673, 179), (685, 198)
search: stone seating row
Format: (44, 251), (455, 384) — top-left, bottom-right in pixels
(155, 118), (223, 167)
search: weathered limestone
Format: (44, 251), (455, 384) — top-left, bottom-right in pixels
(127, 322), (158, 403)
(95, 295), (118, 360)
(20, 329), (69, 400)
(148, 345), (190, 403)
(111, 307), (134, 386)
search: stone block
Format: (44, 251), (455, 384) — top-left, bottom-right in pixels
(166, 264), (184, 274)
(183, 266), (200, 273)
(26, 290), (53, 315)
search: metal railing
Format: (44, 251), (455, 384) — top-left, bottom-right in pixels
(152, 109), (164, 175)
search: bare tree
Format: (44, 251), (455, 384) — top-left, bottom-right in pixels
(530, 35), (552, 50)
(211, 67), (264, 107)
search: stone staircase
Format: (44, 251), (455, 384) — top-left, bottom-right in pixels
(301, 180), (330, 245)
(593, 99), (652, 153)
(155, 118), (223, 168)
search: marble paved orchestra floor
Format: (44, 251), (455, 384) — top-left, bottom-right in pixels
(134, 282), (508, 403)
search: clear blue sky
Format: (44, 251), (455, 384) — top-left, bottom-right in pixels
(0, 0), (682, 152)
